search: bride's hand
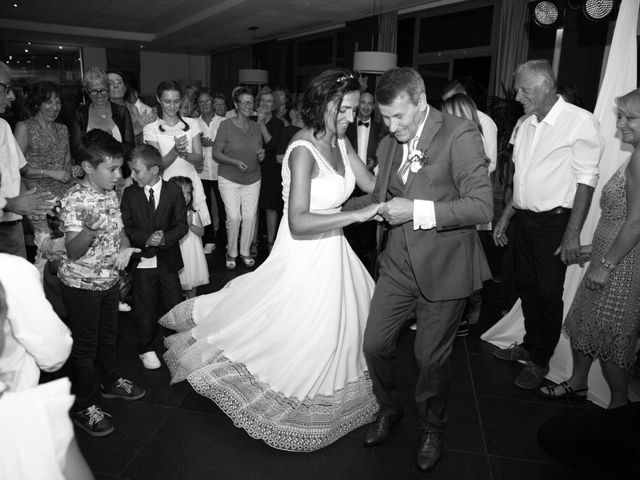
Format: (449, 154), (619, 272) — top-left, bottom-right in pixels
(356, 203), (384, 223)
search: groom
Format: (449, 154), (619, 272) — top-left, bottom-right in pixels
(347, 68), (493, 472)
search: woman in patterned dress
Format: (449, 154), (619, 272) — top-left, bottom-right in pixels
(14, 81), (81, 200)
(539, 89), (640, 408)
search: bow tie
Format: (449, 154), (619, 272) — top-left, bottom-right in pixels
(358, 120), (369, 127)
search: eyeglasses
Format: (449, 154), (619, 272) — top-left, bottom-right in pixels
(238, 101), (254, 106)
(0, 81), (12, 94)
(108, 79), (124, 86)
(87, 89), (109, 97)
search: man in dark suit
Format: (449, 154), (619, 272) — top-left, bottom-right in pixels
(345, 91), (381, 172)
(120, 144), (188, 370)
(347, 68), (493, 472)
(344, 91), (381, 273)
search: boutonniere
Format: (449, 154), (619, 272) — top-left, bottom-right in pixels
(408, 148), (428, 172)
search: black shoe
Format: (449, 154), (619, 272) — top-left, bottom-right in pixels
(73, 405), (114, 437)
(514, 361), (549, 390)
(416, 431), (442, 472)
(100, 377), (146, 401)
(363, 412), (402, 446)
(493, 342), (530, 362)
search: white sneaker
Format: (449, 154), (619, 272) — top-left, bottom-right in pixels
(118, 302), (132, 312)
(139, 351), (161, 370)
(203, 243), (215, 254)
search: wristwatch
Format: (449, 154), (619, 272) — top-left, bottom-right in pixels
(600, 257), (617, 269)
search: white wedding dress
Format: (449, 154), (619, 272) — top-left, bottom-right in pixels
(160, 138), (377, 451)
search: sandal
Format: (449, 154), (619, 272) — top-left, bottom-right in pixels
(240, 255), (255, 268)
(538, 381), (588, 399)
(225, 254), (237, 270)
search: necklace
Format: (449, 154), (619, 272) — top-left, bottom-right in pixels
(91, 103), (110, 120)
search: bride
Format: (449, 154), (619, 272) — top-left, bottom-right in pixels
(160, 69), (382, 452)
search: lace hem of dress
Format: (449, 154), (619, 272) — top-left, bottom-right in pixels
(160, 300), (378, 452)
(570, 336), (638, 371)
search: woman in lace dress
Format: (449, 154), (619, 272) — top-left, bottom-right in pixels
(14, 81), (80, 200)
(160, 69), (382, 451)
(539, 89), (640, 408)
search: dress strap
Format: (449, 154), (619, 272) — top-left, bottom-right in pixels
(285, 139), (335, 174)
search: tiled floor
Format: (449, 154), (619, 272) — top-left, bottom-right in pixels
(71, 246), (626, 480)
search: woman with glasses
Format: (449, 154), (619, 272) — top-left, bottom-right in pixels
(107, 70), (155, 145)
(70, 67), (135, 165)
(13, 81), (81, 200)
(213, 88), (265, 269)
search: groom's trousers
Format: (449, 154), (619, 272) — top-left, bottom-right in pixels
(363, 240), (466, 433)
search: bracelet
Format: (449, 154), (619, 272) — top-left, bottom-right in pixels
(600, 257), (617, 269)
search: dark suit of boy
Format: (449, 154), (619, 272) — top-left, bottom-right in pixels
(121, 180), (188, 354)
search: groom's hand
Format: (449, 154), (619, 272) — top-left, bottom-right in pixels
(380, 198), (413, 225)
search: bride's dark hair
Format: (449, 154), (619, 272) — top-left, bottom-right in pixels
(300, 69), (361, 137)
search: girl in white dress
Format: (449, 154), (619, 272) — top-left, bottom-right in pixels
(143, 81), (211, 230)
(169, 176), (209, 299)
(160, 69), (383, 451)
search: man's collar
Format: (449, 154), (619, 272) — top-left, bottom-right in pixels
(413, 105), (430, 143)
(532, 95), (563, 126)
(145, 178), (162, 191)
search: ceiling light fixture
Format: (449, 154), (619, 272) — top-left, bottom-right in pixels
(352, 0), (397, 74)
(238, 26), (268, 86)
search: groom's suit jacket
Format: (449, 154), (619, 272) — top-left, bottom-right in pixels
(347, 107), (493, 301)
(120, 180), (188, 273)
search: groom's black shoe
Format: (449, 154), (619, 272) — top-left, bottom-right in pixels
(416, 430), (442, 472)
(363, 412), (402, 446)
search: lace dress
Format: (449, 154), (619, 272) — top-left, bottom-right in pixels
(160, 138), (377, 451)
(23, 118), (71, 199)
(564, 162), (640, 370)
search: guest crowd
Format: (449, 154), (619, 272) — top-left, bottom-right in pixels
(1, 56), (639, 478)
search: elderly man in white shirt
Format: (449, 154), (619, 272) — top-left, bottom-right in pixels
(492, 60), (604, 390)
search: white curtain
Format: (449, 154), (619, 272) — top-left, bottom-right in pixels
(481, 0), (639, 407)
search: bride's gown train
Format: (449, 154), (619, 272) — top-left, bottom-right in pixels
(160, 138), (378, 451)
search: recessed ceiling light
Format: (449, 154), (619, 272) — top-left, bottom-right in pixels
(27, 42), (31, 45)
(24, 49), (28, 53)
(58, 46), (63, 50)
(13, 3), (18, 7)
(46, 65), (50, 68)
(54, 56), (58, 60)
(26, 60), (30, 64)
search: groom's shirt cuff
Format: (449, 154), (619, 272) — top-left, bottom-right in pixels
(413, 200), (436, 230)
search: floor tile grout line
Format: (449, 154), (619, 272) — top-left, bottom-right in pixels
(463, 336), (495, 480)
(116, 413), (172, 477)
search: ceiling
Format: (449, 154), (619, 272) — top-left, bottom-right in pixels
(0, 0), (465, 55)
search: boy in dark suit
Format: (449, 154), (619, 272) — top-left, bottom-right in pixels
(120, 145), (188, 369)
